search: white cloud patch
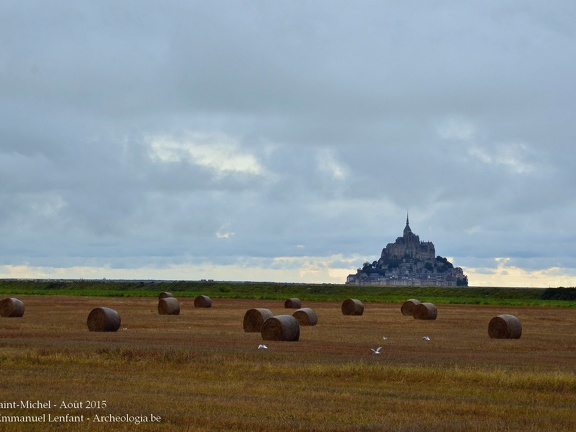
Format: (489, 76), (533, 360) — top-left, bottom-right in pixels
(436, 116), (477, 141)
(465, 225), (482, 234)
(148, 134), (264, 176)
(316, 148), (348, 180)
(468, 142), (535, 174)
(435, 117), (537, 175)
(29, 194), (67, 218)
(216, 229), (235, 239)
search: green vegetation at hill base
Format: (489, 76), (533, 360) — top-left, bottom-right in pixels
(1, 279), (576, 306)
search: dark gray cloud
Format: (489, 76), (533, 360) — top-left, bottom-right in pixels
(1, 1), (576, 285)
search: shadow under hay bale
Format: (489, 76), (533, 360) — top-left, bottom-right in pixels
(0, 297), (25, 317)
(158, 297), (181, 315)
(341, 299), (364, 316)
(194, 295), (212, 308)
(292, 307), (318, 326)
(243, 308), (274, 332)
(158, 292), (173, 299)
(413, 302), (437, 320)
(401, 299), (421, 316)
(261, 315), (300, 341)
(284, 298), (301, 309)
(488, 314), (522, 339)
(87, 307), (121, 332)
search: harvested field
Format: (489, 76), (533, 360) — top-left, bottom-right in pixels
(1, 295), (576, 431)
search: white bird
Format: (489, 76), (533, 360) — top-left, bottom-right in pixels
(422, 336), (431, 341)
(258, 344), (268, 349)
(371, 347), (382, 354)
(382, 336), (388, 340)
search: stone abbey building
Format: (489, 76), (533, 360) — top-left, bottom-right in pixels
(346, 215), (468, 286)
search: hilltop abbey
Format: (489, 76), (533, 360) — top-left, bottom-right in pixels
(346, 215), (468, 287)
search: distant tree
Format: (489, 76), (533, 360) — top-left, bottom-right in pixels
(435, 256), (454, 273)
(360, 261), (380, 274)
(541, 287), (576, 300)
(435, 256), (454, 268)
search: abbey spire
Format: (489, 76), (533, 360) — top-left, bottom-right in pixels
(403, 211), (412, 236)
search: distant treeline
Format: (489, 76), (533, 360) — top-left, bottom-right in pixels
(540, 287), (576, 301)
(0, 279), (575, 306)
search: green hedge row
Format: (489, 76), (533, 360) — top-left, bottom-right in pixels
(0, 279), (575, 305)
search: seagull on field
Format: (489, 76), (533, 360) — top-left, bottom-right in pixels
(422, 336), (431, 341)
(258, 344), (268, 349)
(382, 336), (388, 340)
(371, 347), (382, 354)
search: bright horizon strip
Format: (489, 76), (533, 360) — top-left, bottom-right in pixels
(2, 258), (576, 288)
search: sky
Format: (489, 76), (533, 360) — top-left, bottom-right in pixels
(1, 1), (576, 287)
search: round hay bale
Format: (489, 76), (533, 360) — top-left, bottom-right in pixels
(194, 295), (212, 308)
(158, 292), (174, 299)
(87, 307), (121, 332)
(401, 298), (421, 316)
(0, 297), (25, 317)
(413, 302), (437, 320)
(292, 307), (318, 326)
(284, 298), (301, 309)
(158, 297), (181, 315)
(243, 308), (274, 332)
(261, 315), (300, 341)
(488, 314), (522, 339)
(341, 299), (364, 316)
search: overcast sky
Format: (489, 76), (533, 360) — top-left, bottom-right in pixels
(2, 1), (575, 287)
